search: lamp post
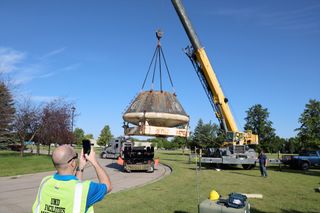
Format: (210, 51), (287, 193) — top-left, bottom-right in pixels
(71, 106), (76, 144)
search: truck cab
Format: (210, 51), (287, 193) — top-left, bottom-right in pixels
(100, 137), (133, 159)
(283, 150), (320, 170)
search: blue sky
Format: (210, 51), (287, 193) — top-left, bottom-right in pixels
(1, 0), (319, 139)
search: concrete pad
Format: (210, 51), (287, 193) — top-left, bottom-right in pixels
(0, 158), (171, 213)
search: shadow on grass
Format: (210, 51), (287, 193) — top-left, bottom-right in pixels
(267, 166), (320, 177)
(281, 209), (319, 213)
(188, 164), (247, 171)
(159, 158), (186, 162)
(160, 152), (189, 156)
(173, 207), (268, 213)
(229, 171), (261, 177)
(250, 207), (268, 213)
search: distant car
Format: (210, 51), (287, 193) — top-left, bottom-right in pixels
(282, 150), (320, 171)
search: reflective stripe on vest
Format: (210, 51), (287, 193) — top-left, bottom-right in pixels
(34, 176), (52, 213)
(73, 182), (83, 213)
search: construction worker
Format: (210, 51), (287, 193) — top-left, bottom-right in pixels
(258, 150), (268, 177)
(32, 144), (112, 213)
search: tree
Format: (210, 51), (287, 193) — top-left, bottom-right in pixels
(283, 137), (300, 154)
(97, 125), (113, 146)
(13, 99), (41, 156)
(38, 99), (74, 155)
(148, 137), (167, 149)
(191, 119), (204, 148)
(270, 136), (286, 153)
(191, 119), (223, 149)
(73, 128), (85, 145)
(296, 99), (320, 149)
(171, 136), (187, 149)
(85, 134), (94, 139)
(0, 81), (16, 149)
(244, 104), (276, 152)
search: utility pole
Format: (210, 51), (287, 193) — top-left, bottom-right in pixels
(71, 106), (76, 144)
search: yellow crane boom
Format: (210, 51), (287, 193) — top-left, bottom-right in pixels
(171, 0), (258, 147)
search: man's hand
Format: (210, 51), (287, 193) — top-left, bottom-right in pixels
(78, 149), (87, 170)
(84, 146), (112, 192)
(76, 149), (87, 180)
(85, 147), (98, 166)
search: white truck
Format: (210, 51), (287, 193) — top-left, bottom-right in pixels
(100, 137), (131, 159)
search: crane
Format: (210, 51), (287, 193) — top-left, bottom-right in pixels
(171, 0), (258, 168)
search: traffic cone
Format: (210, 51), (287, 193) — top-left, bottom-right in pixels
(117, 157), (124, 166)
(154, 158), (159, 168)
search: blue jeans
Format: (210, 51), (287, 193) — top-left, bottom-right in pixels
(259, 165), (267, 176)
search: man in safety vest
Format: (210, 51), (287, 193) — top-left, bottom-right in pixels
(32, 144), (112, 213)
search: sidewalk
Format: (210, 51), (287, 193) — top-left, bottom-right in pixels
(0, 158), (171, 213)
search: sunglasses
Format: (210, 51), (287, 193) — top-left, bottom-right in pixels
(67, 153), (78, 163)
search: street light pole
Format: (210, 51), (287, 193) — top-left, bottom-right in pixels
(71, 106), (76, 145)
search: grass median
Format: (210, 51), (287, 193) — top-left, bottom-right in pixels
(0, 151), (54, 177)
(96, 150), (320, 213)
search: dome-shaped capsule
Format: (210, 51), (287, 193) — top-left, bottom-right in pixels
(123, 90), (189, 127)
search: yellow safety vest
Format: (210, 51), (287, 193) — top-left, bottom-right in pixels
(32, 175), (94, 213)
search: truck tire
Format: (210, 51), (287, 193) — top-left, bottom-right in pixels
(301, 162), (309, 171)
(101, 153), (107, 159)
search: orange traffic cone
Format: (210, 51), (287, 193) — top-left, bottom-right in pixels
(117, 157), (124, 166)
(154, 158), (159, 168)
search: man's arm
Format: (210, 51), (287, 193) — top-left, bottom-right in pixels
(85, 147), (112, 192)
(75, 149), (86, 180)
(264, 155), (268, 167)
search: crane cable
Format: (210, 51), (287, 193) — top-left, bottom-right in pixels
(195, 147), (201, 205)
(141, 30), (176, 93)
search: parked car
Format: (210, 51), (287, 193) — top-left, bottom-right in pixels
(282, 150), (320, 170)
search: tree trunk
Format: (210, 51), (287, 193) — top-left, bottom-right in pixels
(48, 144), (51, 155)
(37, 143), (40, 155)
(19, 135), (25, 157)
(20, 142), (24, 157)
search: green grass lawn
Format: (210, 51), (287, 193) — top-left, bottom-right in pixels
(1, 150), (319, 212)
(0, 151), (54, 176)
(96, 150), (320, 213)
(0, 146), (101, 177)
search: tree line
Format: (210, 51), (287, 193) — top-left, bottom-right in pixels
(0, 80), (115, 156)
(0, 79), (113, 156)
(149, 100), (320, 153)
(1, 81), (75, 156)
(1, 79), (319, 154)
(73, 125), (113, 147)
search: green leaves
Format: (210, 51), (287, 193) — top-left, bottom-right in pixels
(191, 119), (223, 148)
(73, 128), (85, 145)
(97, 125), (113, 146)
(0, 82), (16, 149)
(244, 104), (276, 152)
(296, 99), (320, 149)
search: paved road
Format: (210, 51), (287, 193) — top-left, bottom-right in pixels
(0, 158), (171, 213)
